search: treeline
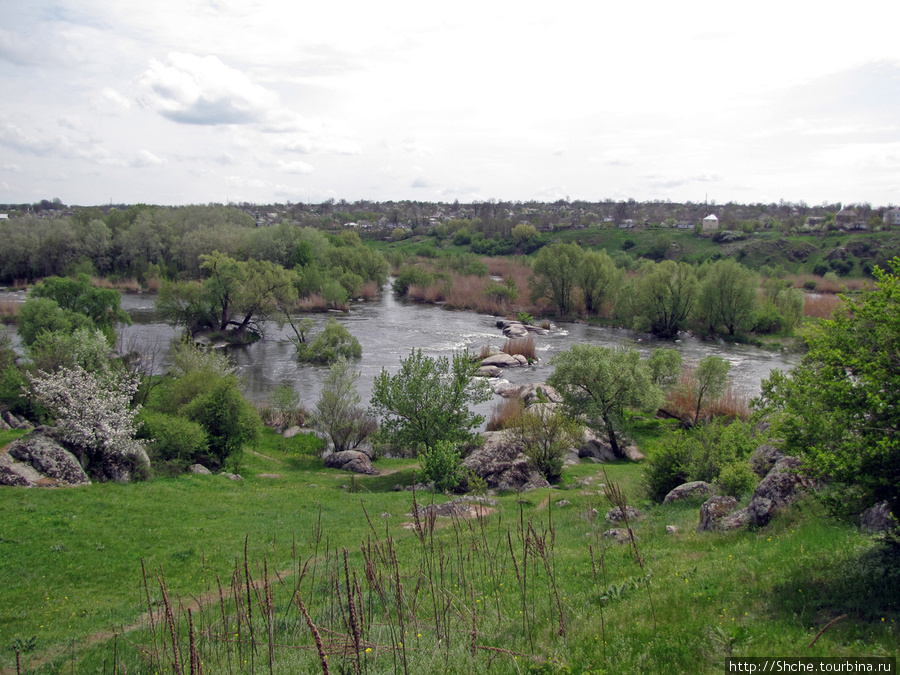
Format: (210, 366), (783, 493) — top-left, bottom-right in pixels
(392, 243), (804, 340)
(0, 205), (386, 288)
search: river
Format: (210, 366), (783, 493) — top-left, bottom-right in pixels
(3, 284), (800, 423)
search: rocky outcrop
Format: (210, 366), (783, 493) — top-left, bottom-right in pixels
(409, 496), (499, 519)
(745, 456), (814, 526)
(698, 456), (816, 532)
(860, 502), (897, 533)
(481, 353), (528, 369)
(2, 410), (33, 431)
(324, 450), (377, 475)
(1, 430), (90, 487)
(749, 444), (785, 478)
(664, 481), (716, 504)
(463, 430), (549, 492)
(697, 496), (739, 532)
(94, 445), (151, 483)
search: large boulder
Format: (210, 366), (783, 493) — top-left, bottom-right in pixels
(664, 481), (716, 504)
(93, 444), (151, 483)
(463, 430), (549, 492)
(746, 456), (815, 526)
(697, 495), (739, 532)
(476, 365), (503, 378)
(324, 450), (377, 475)
(749, 444), (785, 478)
(2, 430), (90, 487)
(860, 502), (897, 533)
(481, 353), (526, 369)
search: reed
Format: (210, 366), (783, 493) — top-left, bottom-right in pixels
(486, 397), (524, 431)
(0, 299), (20, 323)
(501, 335), (536, 361)
(804, 293), (843, 319)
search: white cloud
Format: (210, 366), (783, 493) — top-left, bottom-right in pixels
(276, 160), (314, 174)
(131, 150), (164, 168)
(139, 52), (278, 125)
(101, 88), (132, 113)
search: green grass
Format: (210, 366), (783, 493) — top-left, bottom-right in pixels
(1, 429), (897, 674)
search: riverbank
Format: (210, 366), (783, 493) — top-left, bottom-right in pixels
(1, 425), (895, 674)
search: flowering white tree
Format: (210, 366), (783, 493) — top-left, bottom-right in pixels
(28, 365), (146, 468)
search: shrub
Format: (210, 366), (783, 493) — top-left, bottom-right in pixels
(509, 407), (580, 483)
(182, 380), (261, 470)
(313, 358), (376, 454)
(419, 439), (465, 492)
(295, 318), (362, 364)
(643, 419), (758, 502)
(716, 461), (758, 498)
(28, 365), (147, 473)
(137, 410), (208, 463)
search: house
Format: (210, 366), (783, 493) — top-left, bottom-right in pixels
(676, 221), (694, 230)
(835, 207), (857, 227)
(702, 214), (719, 230)
(883, 208), (900, 227)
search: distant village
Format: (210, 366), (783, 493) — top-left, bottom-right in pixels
(2, 198), (899, 236)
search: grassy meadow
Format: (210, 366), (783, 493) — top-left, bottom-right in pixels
(0, 426), (897, 674)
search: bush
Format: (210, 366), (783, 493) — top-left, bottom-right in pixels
(418, 439), (465, 492)
(642, 419), (758, 502)
(182, 380), (261, 470)
(295, 318), (362, 364)
(137, 410), (208, 463)
(716, 461), (758, 498)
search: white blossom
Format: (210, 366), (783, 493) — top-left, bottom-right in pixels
(28, 365), (144, 460)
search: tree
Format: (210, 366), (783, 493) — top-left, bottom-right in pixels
(692, 355), (730, 424)
(648, 348), (683, 390)
(576, 249), (621, 316)
(509, 406), (580, 482)
(369, 349), (490, 454)
(755, 259), (900, 517)
(28, 365), (147, 474)
(696, 259), (758, 336)
(530, 242), (585, 315)
(313, 359), (377, 454)
(183, 379), (261, 470)
(547, 345), (662, 456)
(295, 318), (362, 363)
(29, 273), (131, 343)
(632, 261), (698, 339)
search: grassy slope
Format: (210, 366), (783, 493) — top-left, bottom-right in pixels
(0, 427), (897, 674)
(368, 227), (900, 278)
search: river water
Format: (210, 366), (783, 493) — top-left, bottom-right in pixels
(3, 284), (799, 423)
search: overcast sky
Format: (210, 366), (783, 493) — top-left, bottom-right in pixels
(1, 1), (899, 207)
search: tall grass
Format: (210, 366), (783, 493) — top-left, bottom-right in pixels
(486, 397), (524, 431)
(786, 274), (868, 294)
(664, 368), (751, 424)
(0, 299), (19, 323)
(804, 293), (843, 319)
(501, 335), (536, 361)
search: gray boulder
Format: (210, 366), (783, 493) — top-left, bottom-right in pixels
(860, 502), (897, 533)
(500, 323), (530, 338)
(476, 365), (503, 378)
(283, 426), (303, 439)
(602, 528), (633, 544)
(324, 450), (377, 475)
(190, 463), (212, 475)
(749, 444), (785, 478)
(94, 444), (150, 483)
(3, 431), (90, 487)
(664, 481), (716, 504)
(697, 495), (739, 532)
(746, 456), (814, 526)
(463, 430), (549, 492)
(519, 384), (561, 406)
(606, 506), (643, 523)
(481, 353), (525, 368)
(2, 410), (33, 431)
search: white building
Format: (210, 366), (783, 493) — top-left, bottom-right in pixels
(702, 214), (719, 230)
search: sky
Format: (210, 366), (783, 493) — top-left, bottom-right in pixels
(1, 0), (899, 207)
